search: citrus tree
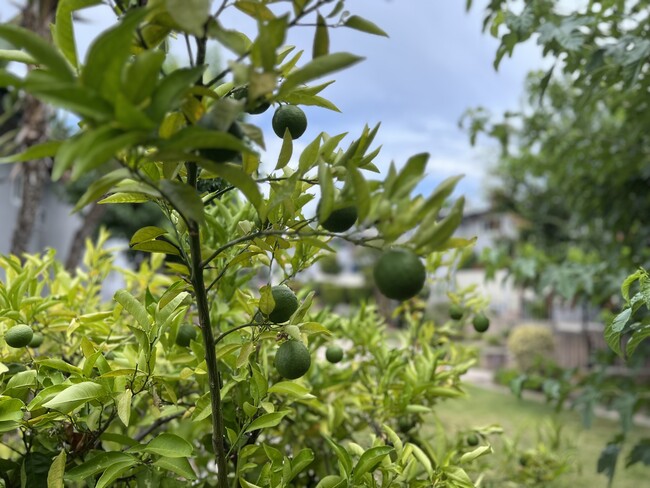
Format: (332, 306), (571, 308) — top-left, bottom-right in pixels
(0, 1), (497, 486)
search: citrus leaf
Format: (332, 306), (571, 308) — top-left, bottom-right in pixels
(65, 452), (136, 481)
(143, 433), (193, 458)
(207, 20), (252, 55)
(130, 226), (169, 246)
(280, 53), (364, 94)
(53, 0), (101, 68)
(116, 389), (132, 427)
(459, 445), (492, 463)
(268, 381), (312, 398)
(0, 24), (74, 81)
(275, 130), (293, 170)
(42, 382), (108, 414)
(73, 168), (130, 211)
(199, 163), (262, 212)
(352, 445), (393, 483)
(148, 66), (206, 122)
(95, 460), (138, 488)
(0, 140), (61, 164)
(313, 14), (329, 58)
(344, 15), (389, 37)
(154, 456), (197, 480)
(0, 49), (36, 64)
(114, 289), (151, 331)
(245, 411), (289, 433)
(160, 180), (205, 225)
(166, 0), (210, 36)
(47, 450), (66, 488)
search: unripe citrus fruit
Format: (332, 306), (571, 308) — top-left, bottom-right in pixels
(275, 340), (311, 379)
(233, 86), (271, 114)
(449, 304), (464, 320)
(272, 105), (307, 139)
(198, 116), (245, 163)
(176, 324), (198, 347)
(269, 285), (299, 324)
(5, 324), (34, 348)
(472, 313), (490, 333)
(28, 332), (44, 348)
(467, 433), (479, 446)
(325, 344), (344, 363)
(373, 249), (426, 301)
(318, 201), (357, 233)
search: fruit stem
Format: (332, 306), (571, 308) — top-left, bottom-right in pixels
(187, 162), (229, 488)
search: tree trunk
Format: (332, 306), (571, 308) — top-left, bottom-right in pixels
(9, 0), (58, 256)
(65, 203), (107, 272)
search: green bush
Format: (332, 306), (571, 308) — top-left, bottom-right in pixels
(507, 324), (555, 372)
(318, 254), (342, 275)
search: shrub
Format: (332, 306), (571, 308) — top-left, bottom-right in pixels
(507, 324), (555, 372)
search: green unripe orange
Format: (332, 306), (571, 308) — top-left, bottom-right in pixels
(269, 285), (299, 324)
(325, 345), (344, 364)
(467, 433), (479, 446)
(28, 332), (44, 348)
(472, 313), (490, 333)
(272, 105), (307, 139)
(198, 114), (245, 163)
(449, 304), (464, 320)
(5, 324), (34, 348)
(318, 201), (357, 233)
(176, 324), (198, 347)
(373, 249), (426, 301)
(275, 340), (311, 379)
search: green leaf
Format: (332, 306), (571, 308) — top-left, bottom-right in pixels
(42, 382), (108, 414)
(200, 163), (262, 212)
(275, 129), (293, 170)
(154, 456), (197, 480)
(259, 285), (275, 315)
(0, 397), (23, 432)
(143, 433), (193, 458)
(324, 437), (352, 478)
(245, 411), (289, 432)
(71, 131), (149, 180)
(34, 358), (83, 376)
(268, 381), (313, 398)
(0, 24), (74, 82)
(349, 167), (370, 222)
(25, 83), (113, 122)
(160, 180), (205, 224)
(207, 20), (252, 56)
(114, 289), (151, 331)
(53, 0), (101, 68)
(47, 450), (66, 488)
(82, 8), (149, 102)
(352, 445), (393, 483)
(344, 15), (389, 37)
(65, 452), (136, 481)
(166, 0), (210, 36)
(73, 168), (130, 211)
(387, 152), (428, 200)
(130, 226), (169, 246)
(288, 449), (314, 482)
(234, 1), (276, 20)
(626, 439), (650, 467)
(459, 445), (492, 463)
(160, 125), (251, 154)
(626, 323), (650, 358)
(98, 192), (151, 204)
(280, 53), (364, 95)
(413, 196), (465, 252)
(313, 14), (329, 58)
(315, 476), (346, 488)
(318, 161), (334, 220)
(0, 141), (61, 164)
(148, 66), (206, 122)
(123, 50), (165, 104)
(597, 442), (620, 485)
(116, 389), (132, 427)
(0, 49), (36, 64)
(299, 134), (322, 174)
(95, 460), (138, 488)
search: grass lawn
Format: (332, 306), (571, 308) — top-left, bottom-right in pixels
(434, 385), (648, 488)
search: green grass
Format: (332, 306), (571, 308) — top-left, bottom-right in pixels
(434, 385), (649, 488)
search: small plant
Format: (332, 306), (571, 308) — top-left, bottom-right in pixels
(507, 324), (555, 372)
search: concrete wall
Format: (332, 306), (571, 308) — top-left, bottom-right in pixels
(0, 165), (81, 258)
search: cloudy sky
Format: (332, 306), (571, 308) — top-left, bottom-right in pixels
(1, 0), (547, 210)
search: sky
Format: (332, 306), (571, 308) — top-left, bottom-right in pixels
(0, 0), (548, 211)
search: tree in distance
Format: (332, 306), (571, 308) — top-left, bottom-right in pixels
(472, 314), (490, 333)
(449, 304), (464, 320)
(272, 105), (307, 139)
(325, 344), (344, 363)
(275, 340), (311, 379)
(176, 324), (198, 347)
(373, 249), (426, 301)
(5, 324), (34, 348)
(268, 285), (299, 324)
(28, 332), (44, 348)
(318, 201), (357, 233)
